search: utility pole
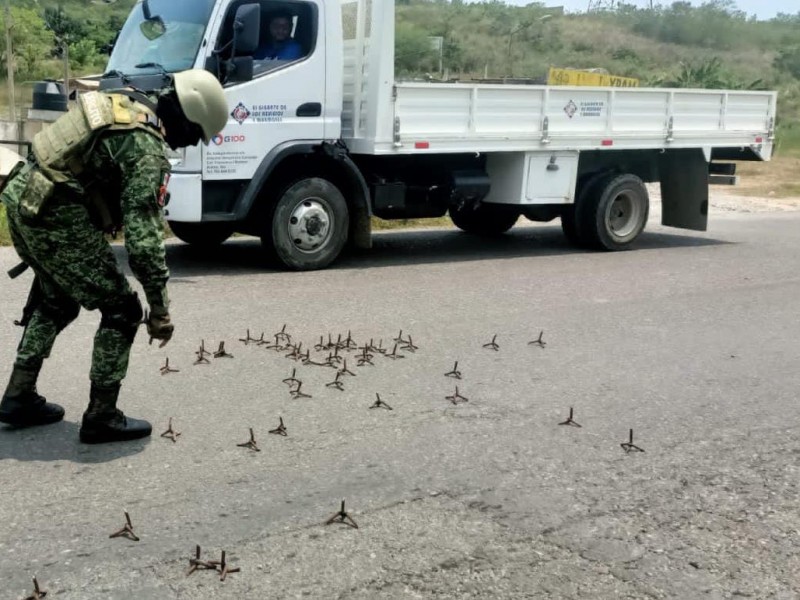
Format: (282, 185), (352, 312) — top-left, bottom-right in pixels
(62, 37), (69, 102)
(4, 0), (15, 122)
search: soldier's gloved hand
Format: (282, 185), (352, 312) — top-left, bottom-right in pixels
(146, 305), (174, 348)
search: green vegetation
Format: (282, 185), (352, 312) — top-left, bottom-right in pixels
(371, 216), (452, 231)
(395, 1), (800, 153)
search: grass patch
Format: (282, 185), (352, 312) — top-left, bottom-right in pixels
(734, 156), (800, 198)
(775, 124), (800, 158)
(371, 216), (452, 231)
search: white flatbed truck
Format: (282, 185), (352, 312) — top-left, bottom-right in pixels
(102, 0), (777, 270)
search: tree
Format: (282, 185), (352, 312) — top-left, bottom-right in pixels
(69, 38), (101, 70)
(395, 23), (438, 77)
(0, 7), (55, 79)
(775, 47), (800, 80)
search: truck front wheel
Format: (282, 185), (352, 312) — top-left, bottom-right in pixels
(577, 173), (649, 250)
(450, 204), (519, 235)
(263, 177), (349, 270)
(168, 222), (234, 247)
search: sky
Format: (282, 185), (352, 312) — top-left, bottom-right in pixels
(491, 1), (798, 20)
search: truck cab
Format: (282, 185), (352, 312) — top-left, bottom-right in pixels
(103, 0), (365, 270)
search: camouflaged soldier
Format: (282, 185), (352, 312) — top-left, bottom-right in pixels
(0, 69), (228, 443)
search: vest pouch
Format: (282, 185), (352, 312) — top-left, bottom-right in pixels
(19, 169), (55, 220)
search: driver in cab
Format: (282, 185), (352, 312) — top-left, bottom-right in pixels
(254, 10), (302, 61)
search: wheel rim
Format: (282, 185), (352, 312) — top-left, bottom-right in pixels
(286, 196), (334, 253)
(605, 190), (643, 241)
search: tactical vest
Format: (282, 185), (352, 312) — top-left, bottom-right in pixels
(21, 92), (164, 220)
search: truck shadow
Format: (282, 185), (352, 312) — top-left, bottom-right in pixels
(161, 225), (728, 278)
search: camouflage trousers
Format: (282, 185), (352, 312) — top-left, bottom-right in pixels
(2, 169), (141, 387)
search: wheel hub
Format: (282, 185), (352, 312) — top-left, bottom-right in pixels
(607, 192), (640, 239)
(287, 199), (332, 252)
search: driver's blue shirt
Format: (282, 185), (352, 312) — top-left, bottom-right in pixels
(254, 39), (303, 60)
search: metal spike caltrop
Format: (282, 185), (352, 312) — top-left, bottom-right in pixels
(159, 357), (179, 375)
(385, 342), (405, 360)
(357, 346), (374, 366)
(400, 336), (418, 352)
(160, 417), (182, 442)
(289, 381), (312, 399)
(186, 545), (218, 577)
(274, 324), (292, 345)
(186, 546), (240, 581)
(370, 393), (393, 410)
(621, 428), (645, 453)
(22, 576), (47, 600)
(269, 417), (288, 436)
(528, 330), (546, 348)
(325, 500), (359, 529)
(558, 407), (581, 428)
(343, 330), (358, 351)
(194, 340), (211, 365)
(237, 428), (261, 452)
(338, 359), (356, 377)
(215, 550), (240, 582)
(483, 334), (499, 351)
(282, 368), (300, 387)
(446, 386), (469, 405)
(326, 371), (345, 391)
(238, 329), (260, 345)
(214, 341), (233, 359)
(109, 511), (139, 542)
(445, 361), (462, 379)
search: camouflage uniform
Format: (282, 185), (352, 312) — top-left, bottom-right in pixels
(2, 104), (171, 388)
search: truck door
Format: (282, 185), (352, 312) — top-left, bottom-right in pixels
(204, 0), (326, 182)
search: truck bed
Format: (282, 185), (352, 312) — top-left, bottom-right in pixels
(346, 81), (776, 158)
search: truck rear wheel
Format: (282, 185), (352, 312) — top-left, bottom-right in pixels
(263, 177), (349, 270)
(168, 222), (234, 247)
(577, 173), (649, 250)
(450, 204), (519, 235)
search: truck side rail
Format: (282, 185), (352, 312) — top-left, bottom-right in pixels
(362, 84), (776, 157)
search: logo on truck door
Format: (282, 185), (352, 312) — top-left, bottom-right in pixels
(212, 134), (246, 146)
(231, 102), (251, 125)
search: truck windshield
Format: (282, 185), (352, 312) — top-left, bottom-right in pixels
(106, 0), (216, 75)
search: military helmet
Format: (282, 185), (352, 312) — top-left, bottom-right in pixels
(172, 69), (228, 144)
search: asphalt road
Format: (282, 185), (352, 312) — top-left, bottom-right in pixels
(2, 207), (800, 599)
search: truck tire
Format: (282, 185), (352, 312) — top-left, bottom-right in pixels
(263, 177), (349, 270)
(450, 204), (519, 235)
(169, 222), (234, 247)
(576, 173), (649, 250)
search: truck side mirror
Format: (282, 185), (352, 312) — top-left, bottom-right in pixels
(233, 4), (260, 54)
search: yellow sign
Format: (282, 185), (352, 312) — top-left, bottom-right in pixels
(548, 68), (639, 88)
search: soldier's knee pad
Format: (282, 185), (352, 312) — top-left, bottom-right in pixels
(38, 297), (81, 332)
(99, 293), (143, 343)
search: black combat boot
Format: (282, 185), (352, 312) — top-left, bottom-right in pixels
(0, 363), (65, 427)
(79, 382), (152, 444)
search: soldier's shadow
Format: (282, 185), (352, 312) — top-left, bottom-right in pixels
(0, 420), (147, 462)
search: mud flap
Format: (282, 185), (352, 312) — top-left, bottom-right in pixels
(659, 149), (709, 232)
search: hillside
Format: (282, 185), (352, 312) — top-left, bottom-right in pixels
(0, 0), (798, 153)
